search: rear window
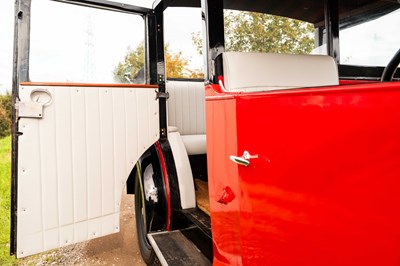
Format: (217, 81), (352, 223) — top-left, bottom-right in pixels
(223, 10), (316, 55)
(339, 9), (400, 67)
(164, 7), (204, 79)
(29, 0), (145, 83)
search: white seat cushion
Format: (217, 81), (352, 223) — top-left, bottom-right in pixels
(167, 81), (207, 155)
(181, 134), (206, 155)
(222, 52), (339, 92)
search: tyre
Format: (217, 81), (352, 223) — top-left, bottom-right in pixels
(135, 165), (157, 265)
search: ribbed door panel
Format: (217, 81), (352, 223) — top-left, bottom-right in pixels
(166, 81), (206, 135)
(17, 85), (159, 258)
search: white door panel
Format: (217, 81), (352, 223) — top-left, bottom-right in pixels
(17, 85), (159, 258)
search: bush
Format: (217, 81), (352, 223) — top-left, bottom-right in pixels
(0, 93), (11, 138)
(0, 108), (10, 138)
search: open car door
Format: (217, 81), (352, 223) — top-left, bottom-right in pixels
(11, 0), (160, 258)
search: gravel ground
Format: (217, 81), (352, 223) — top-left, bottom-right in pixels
(18, 193), (146, 266)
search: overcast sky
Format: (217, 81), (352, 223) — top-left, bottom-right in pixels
(0, 0), (14, 94)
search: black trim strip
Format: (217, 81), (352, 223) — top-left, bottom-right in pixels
(10, 0), (32, 256)
(154, 6), (168, 139)
(202, 0), (224, 84)
(339, 65), (400, 80)
(325, 0), (340, 63)
(167, 78), (204, 82)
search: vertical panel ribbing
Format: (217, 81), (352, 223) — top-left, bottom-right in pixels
(17, 85), (159, 258)
(83, 87), (90, 241)
(125, 89), (137, 176)
(55, 89), (74, 227)
(53, 88), (60, 247)
(166, 81), (206, 135)
(40, 87), (59, 250)
(100, 88), (115, 216)
(113, 89), (127, 209)
(72, 88), (88, 223)
(85, 89), (102, 219)
(69, 88), (75, 234)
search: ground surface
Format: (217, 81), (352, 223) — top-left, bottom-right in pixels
(19, 193), (146, 266)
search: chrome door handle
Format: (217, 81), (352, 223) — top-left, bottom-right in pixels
(229, 151), (258, 167)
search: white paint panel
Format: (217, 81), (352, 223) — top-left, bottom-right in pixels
(137, 90), (149, 156)
(71, 88), (88, 222)
(19, 232), (43, 257)
(101, 214), (117, 236)
(40, 87), (59, 230)
(17, 85), (159, 258)
(88, 218), (102, 240)
(113, 90), (127, 203)
(168, 132), (196, 209)
(55, 88), (74, 226)
(18, 87), (43, 238)
(59, 224), (74, 247)
(99, 88), (115, 216)
(85, 89), (102, 220)
(74, 221), (88, 243)
(44, 228), (59, 251)
(124, 89), (138, 174)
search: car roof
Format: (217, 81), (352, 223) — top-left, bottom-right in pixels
(161, 0), (399, 26)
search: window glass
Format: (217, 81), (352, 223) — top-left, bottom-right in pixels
(30, 0), (145, 83)
(164, 7), (204, 79)
(223, 10), (317, 55)
(340, 9), (400, 66)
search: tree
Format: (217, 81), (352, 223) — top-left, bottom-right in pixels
(114, 42), (203, 83)
(192, 11), (315, 54)
(113, 42), (145, 83)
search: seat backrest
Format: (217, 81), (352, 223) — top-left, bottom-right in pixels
(222, 52), (339, 92)
(166, 80), (206, 135)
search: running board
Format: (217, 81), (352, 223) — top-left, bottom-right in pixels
(148, 229), (211, 266)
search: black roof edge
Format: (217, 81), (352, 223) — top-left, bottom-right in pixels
(52, 0), (152, 15)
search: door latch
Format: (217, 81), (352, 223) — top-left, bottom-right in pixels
(16, 89), (52, 119)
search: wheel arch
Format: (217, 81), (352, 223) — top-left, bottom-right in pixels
(129, 140), (190, 231)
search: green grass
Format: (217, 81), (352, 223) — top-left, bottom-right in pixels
(0, 135), (17, 265)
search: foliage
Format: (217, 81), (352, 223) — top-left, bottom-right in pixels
(191, 32), (203, 55)
(0, 93), (12, 138)
(114, 42), (204, 82)
(0, 93), (12, 120)
(192, 11), (315, 55)
(113, 42), (145, 83)
(165, 50), (190, 78)
(224, 11), (315, 54)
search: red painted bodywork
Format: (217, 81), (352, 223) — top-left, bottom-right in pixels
(339, 79), (378, 85)
(206, 82), (400, 266)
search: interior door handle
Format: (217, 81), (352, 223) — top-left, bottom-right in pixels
(229, 151), (258, 166)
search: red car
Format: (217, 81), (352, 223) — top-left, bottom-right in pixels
(10, 0), (400, 265)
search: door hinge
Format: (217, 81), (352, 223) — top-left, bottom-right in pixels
(16, 89), (53, 119)
(155, 90), (169, 100)
(15, 98), (44, 119)
(160, 127), (167, 138)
